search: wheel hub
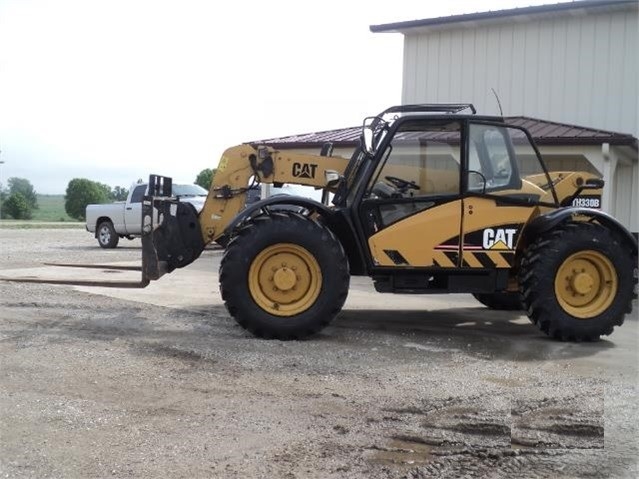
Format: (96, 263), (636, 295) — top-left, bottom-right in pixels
(571, 272), (594, 295)
(249, 244), (322, 317)
(273, 266), (297, 291)
(554, 250), (617, 319)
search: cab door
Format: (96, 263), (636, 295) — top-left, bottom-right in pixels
(460, 123), (547, 269)
(361, 120), (464, 268)
(124, 184), (147, 235)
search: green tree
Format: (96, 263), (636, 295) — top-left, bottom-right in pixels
(112, 186), (129, 201)
(0, 189), (6, 219)
(7, 177), (38, 210)
(195, 168), (216, 190)
(96, 182), (113, 200)
(3, 192), (33, 219)
(64, 178), (110, 221)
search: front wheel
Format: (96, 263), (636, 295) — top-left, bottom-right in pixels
(219, 212), (350, 340)
(519, 222), (634, 341)
(96, 221), (119, 249)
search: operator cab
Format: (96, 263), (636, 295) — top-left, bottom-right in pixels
(349, 104), (559, 230)
(340, 104), (562, 277)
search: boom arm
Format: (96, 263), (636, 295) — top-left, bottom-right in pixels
(199, 144), (349, 243)
(111, 144), (351, 286)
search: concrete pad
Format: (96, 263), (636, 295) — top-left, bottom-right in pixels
(76, 265), (223, 309)
(0, 260), (483, 311)
(0, 262), (220, 309)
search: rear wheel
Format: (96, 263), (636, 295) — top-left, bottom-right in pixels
(220, 212), (350, 340)
(519, 222), (634, 341)
(97, 221), (119, 249)
(473, 292), (523, 310)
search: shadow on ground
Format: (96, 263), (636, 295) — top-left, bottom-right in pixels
(1, 294), (618, 365)
(332, 307), (616, 362)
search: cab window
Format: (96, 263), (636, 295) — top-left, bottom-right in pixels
(367, 120), (461, 199)
(467, 124), (519, 193)
(130, 185), (146, 203)
(362, 121), (461, 228)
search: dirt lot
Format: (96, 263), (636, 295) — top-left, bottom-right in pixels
(0, 228), (637, 478)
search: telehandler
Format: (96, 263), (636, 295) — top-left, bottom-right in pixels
(9, 104), (638, 341)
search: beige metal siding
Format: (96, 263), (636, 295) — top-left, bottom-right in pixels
(613, 162), (638, 232)
(401, 10), (638, 137)
(543, 156), (600, 176)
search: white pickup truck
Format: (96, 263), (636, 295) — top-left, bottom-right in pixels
(85, 183), (208, 248)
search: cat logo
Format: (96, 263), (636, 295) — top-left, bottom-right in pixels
(482, 228), (517, 250)
(292, 162), (318, 179)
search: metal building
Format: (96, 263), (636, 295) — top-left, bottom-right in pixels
(370, 0), (638, 233)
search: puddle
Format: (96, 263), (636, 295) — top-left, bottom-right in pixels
(402, 342), (450, 353)
(482, 375), (526, 387)
(369, 438), (434, 467)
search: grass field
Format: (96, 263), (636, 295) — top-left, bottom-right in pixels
(0, 195), (80, 226)
(32, 195), (75, 222)
(0, 222), (82, 229)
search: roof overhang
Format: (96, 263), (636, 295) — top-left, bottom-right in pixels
(370, 0), (638, 34)
(254, 117), (638, 151)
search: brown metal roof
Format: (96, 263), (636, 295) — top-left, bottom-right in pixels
(370, 0), (638, 34)
(254, 126), (360, 149)
(506, 117), (638, 146)
(253, 117), (637, 149)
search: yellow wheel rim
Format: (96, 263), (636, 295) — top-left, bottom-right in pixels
(248, 243), (322, 317)
(554, 250), (617, 319)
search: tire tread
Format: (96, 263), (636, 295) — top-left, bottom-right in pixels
(219, 211), (349, 340)
(519, 221), (633, 341)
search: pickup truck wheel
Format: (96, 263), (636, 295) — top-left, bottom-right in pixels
(220, 212), (350, 340)
(97, 221), (119, 249)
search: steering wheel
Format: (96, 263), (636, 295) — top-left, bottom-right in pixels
(385, 176), (420, 192)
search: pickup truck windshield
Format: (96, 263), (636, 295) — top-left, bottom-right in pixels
(173, 184), (208, 197)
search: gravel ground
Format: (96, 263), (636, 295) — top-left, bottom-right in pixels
(0, 228), (637, 478)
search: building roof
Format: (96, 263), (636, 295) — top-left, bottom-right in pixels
(370, 0), (637, 34)
(504, 117), (638, 147)
(254, 116), (638, 149)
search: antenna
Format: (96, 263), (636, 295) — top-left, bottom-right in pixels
(491, 88), (504, 116)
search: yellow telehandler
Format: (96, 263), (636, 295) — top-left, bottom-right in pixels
(9, 104), (638, 341)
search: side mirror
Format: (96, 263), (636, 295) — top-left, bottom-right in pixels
(363, 127), (374, 155)
(324, 170), (342, 188)
(362, 116), (379, 155)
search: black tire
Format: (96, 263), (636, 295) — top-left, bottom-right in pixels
(215, 233), (229, 248)
(473, 292), (523, 310)
(219, 212), (350, 340)
(96, 221), (119, 249)
(519, 222), (635, 341)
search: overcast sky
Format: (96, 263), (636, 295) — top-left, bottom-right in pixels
(0, 0), (570, 194)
